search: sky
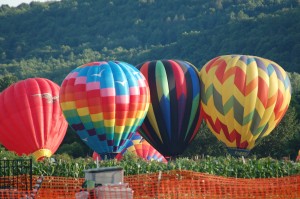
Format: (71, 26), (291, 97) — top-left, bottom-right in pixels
(0, 0), (60, 7)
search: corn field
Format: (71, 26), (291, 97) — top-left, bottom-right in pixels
(0, 148), (299, 178)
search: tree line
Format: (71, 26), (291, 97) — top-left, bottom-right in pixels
(0, 0), (299, 75)
(0, 0), (299, 159)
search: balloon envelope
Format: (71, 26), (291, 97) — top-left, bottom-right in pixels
(199, 55), (292, 156)
(0, 78), (68, 160)
(136, 60), (202, 157)
(59, 61), (150, 158)
(121, 133), (167, 163)
(92, 133), (141, 161)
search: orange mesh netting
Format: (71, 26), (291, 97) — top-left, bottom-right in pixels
(0, 171), (299, 198)
(124, 171), (300, 199)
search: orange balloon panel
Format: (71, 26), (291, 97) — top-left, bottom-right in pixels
(0, 78), (68, 160)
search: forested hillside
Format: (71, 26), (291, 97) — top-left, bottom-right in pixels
(0, 0), (299, 159)
(0, 0), (299, 84)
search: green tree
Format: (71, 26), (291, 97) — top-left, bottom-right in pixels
(182, 124), (227, 157)
(289, 72), (300, 93)
(215, 0), (223, 9)
(0, 74), (18, 91)
(57, 127), (91, 158)
(251, 106), (300, 159)
(56, 142), (89, 158)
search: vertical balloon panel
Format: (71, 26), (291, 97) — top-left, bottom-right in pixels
(199, 55), (291, 156)
(0, 78), (68, 160)
(136, 60), (202, 157)
(59, 61), (150, 158)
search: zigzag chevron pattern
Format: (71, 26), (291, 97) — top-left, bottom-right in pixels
(199, 55), (291, 151)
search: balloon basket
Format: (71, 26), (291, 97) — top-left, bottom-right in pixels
(165, 155), (179, 162)
(99, 153), (120, 160)
(226, 148), (250, 157)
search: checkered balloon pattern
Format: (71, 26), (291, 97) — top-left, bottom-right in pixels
(59, 61), (150, 157)
(199, 55), (291, 156)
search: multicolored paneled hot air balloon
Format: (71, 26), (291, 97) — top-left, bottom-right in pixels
(126, 139), (168, 163)
(92, 132), (141, 161)
(121, 133), (167, 163)
(93, 132), (167, 162)
(0, 78), (68, 160)
(59, 61), (150, 159)
(199, 55), (292, 156)
(136, 60), (202, 158)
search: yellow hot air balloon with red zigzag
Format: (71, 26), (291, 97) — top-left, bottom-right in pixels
(199, 55), (291, 156)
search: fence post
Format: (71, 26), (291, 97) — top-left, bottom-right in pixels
(30, 159), (32, 190)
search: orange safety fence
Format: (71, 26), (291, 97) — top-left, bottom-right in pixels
(0, 170), (299, 198)
(124, 171), (300, 199)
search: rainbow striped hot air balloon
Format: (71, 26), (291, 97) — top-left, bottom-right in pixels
(136, 60), (202, 158)
(199, 55), (292, 156)
(93, 132), (167, 163)
(130, 140), (168, 163)
(59, 61), (150, 159)
(92, 133), (141, 161)
(121, 133), (167, 163)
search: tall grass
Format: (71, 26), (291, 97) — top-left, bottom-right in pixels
(1, 149), (299, 178)
(33, 154), (300, 178)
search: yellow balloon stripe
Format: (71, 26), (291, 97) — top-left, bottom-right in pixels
(90, 113), (103, 122)
(147, 104), (163, 142)
(60, 101), (76, 110)
(77, 107), (89, 116)
(155, 61), (169, 101)
(104, 119), (115, 127)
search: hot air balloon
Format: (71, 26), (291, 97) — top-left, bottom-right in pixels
(136, 60), (202, 158)
(59, 61), (150, 159)
(0, 78), (68, 160)
(93, 132), (167, 162)
(199, 55), (292, 156)
(121, 132), (167, 163)
(126, 139), (168, 163)
(92, 132), (141, 161)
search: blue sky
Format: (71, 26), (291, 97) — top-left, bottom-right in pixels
(0, 0), (60, 7)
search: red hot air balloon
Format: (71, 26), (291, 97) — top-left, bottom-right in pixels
(0, 78), (68, 160)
